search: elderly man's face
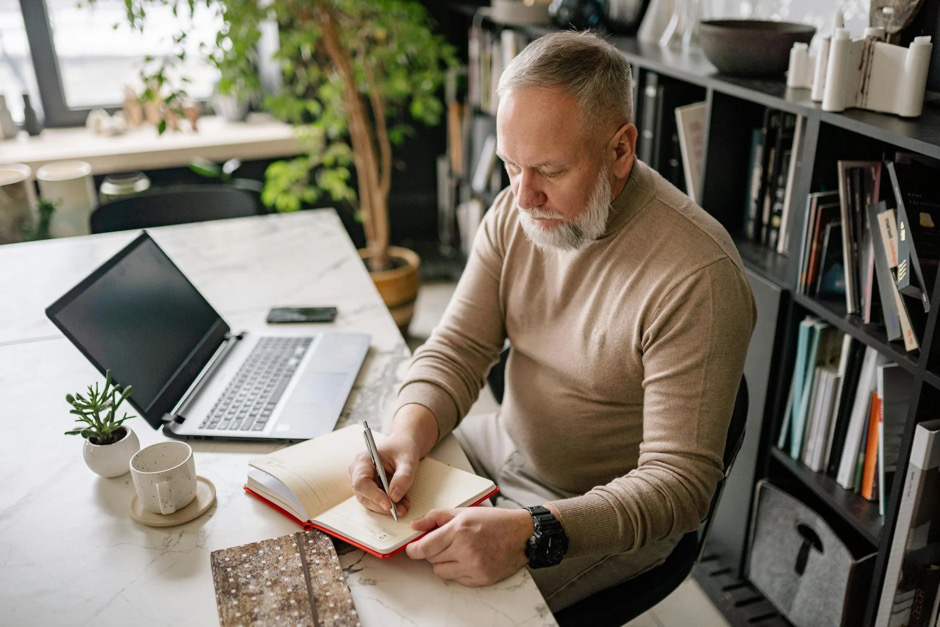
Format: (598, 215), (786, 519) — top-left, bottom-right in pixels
(497, 86), (612, 250)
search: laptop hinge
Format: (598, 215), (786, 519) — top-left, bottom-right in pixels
(170, 331), (245, 420)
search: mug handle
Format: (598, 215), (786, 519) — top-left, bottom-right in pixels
(156, 480), (175, 515)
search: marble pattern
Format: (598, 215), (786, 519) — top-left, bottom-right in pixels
(0, 212), (553, 626)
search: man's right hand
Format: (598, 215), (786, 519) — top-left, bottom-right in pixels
(349, 432), (420, 516)
(348, 404), (440, 517)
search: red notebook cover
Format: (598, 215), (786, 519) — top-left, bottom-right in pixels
(244, 484), (499, 559)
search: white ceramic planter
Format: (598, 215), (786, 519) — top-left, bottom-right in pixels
(82, 427), (141, 478)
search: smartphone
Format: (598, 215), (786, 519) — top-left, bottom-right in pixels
(266, 306), (338, 324)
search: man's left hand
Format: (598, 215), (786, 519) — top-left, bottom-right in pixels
(405, 507), (533, 586)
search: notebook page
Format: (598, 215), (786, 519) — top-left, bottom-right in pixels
(249, 425), (365, 519)
(315, 457), (495, 554)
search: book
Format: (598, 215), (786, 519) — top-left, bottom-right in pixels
(817, 222), (847, 303)
(744, 127), (763, 241)
(837, 161), (882, 315)
(674, 101), (707, 203)
(791, 322), (841, 460)
(877, 363), (914, 517)
(777, 115), (805, 255)
(869, 196), (903, 342)
(887, 160), (940, 313)
(861, 391), (882, 501)
(470, 133), (499, 195)
(821, 334), (854, 471)
(826, 337), (867, 477)
(876, 418), (940, 627)
(798, 192), (840, 295)
(245, 425), (498, 558)
(876, 204), (921, 351)
(836, 346), (886, 490)
(767, 148), (792, 251)
(909, 565), (940, 627)
(638, 71), (660, 167)
(759, 111), (791, 246)
(802, 364), (840, 472)
(210, 529), (358, 626)
(779, 316), (816, 452)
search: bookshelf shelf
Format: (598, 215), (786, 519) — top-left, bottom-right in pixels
(770, 448), (883, 546)
(733, 236), (791, 288)
(922, 369), (940, 390)
(792, 293), (921, 375)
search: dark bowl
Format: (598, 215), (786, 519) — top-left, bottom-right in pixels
(698, 19), (816, 78)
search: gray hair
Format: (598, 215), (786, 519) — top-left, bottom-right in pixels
(496, 31), (633, 139)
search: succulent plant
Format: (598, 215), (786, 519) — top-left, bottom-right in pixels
(65, 370), (135, 445)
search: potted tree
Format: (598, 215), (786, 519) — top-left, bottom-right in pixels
(65, 370), (139, 478)
(105, 1), (456, 331)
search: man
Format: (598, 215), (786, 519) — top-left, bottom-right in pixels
(349, 31), (756, 611)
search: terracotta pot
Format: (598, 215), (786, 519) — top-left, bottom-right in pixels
(360, 246), (420, 333)
(82, 426), (140, 478)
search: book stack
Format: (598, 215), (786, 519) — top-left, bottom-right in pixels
(778, 319), (914, 513)
(742, 109), (802, 253)
(795, 157), (940, 353)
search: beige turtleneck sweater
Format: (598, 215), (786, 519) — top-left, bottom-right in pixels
(396, 160), (756, 559)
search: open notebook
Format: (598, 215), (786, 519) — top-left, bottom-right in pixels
(245, 424), (498, 558)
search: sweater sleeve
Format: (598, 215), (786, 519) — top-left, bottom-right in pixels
(547, 257), (755, 558)
(395, 192), (511, 442)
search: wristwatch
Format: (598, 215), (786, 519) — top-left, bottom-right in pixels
(524, 505), (569, 568)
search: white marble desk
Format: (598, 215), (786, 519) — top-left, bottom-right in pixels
(0, 211), (554, 626)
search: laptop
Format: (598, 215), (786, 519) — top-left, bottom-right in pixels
(45, 231), (371, 442)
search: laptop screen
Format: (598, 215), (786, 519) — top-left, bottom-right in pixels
(46, 233), (230, 428)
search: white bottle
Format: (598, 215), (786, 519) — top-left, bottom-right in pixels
(0, 95), (17, 139)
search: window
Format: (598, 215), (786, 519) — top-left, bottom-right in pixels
(13, 0), (222, 127)
(0, 0), (39, 123)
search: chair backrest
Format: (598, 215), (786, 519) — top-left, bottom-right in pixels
(90, 184), (262, 234)
(697, 376), (748, 558)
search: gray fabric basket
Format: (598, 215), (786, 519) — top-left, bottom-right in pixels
(746, 480), (876, 627)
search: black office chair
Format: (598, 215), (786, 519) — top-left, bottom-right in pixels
(90, 184), (263, 234)
(486, 349), (749, 626)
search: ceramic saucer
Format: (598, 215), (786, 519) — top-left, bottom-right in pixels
(130, 476), (216, 527)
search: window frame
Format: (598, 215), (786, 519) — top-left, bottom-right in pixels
(18, 0), (89, 127)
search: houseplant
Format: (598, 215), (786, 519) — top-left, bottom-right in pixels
(104, 0), (456, 329)
(66, 370), (140, 477)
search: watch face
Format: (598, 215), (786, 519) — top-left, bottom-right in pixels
(526, 509), (569, 568)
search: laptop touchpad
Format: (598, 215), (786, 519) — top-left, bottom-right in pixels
(292, 372), (348, 407)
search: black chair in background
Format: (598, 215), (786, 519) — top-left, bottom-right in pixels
(486, 348), (749, 626)
(90, 184), (263, 234)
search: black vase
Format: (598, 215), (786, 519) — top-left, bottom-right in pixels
(604, 0), (649, 34)
(548, 0), (605, 30)
(22, 94), (43, 136)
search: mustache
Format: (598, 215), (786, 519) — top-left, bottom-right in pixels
(521, 208), (564, 220)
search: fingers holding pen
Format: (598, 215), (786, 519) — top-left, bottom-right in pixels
(349, 449), (411, 516)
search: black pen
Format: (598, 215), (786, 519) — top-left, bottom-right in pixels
(362, 421), (399, 522)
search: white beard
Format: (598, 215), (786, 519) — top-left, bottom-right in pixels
(518, 166), (612, 252)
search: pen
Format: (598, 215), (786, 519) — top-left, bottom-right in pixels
(362, 421), (399, 522)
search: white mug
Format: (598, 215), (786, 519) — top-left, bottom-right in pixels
(130, 441), (197, 515)
(36, 160), (97, 237)
(0, 163), (36, 243)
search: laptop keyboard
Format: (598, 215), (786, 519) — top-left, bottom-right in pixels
(200, 336), (313, 431)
